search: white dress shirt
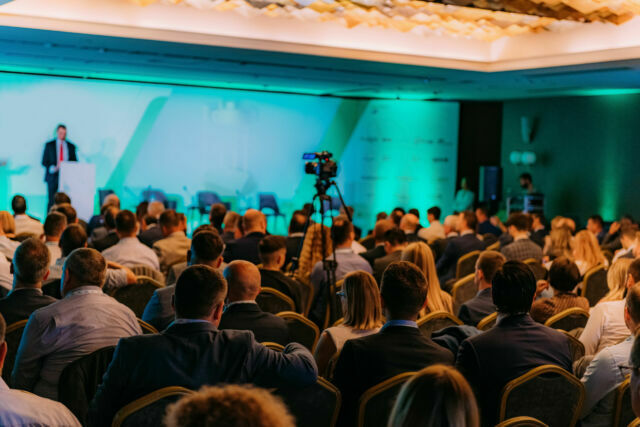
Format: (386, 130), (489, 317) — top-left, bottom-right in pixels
(12, 285), (142, 400)
(49, 257), (129, 294)
(418, 220), (445, 242)
(45, 241), (61, 267)
(102, 237), (160, 271)
(0, 377), (80, 427)
(580, 300), (628, 356)
(0, 236), (19, 260)
(13, 215), (44, 237)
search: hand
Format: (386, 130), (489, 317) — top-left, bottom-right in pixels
(535, 280), (549, 299)
(609, 221), (621, 234)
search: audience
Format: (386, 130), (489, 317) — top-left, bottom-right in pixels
(399, 213), (422, 243)
(12, 248), (141, 400)
(219, 261), (290, 345)
(573, 230), (608, 275)
(373, 228), (407, 283)
(314, 271), (382, 376)
(42, 211), (67, 266)
(11, 195), (43, 236)
(333, 261), (454, 426)
(258, 235), (303, 312)
(0, 212), (20, 260)
(436, 211), (484, 284)
(209, 203), (227, 234)
(0, 238), (56, 325)
(443, 214), (459, 238)
(90, 206), (119, 252)
(87, 194), (120, 239)
(544, 224), (573, 261)
(164, 385), (295, 427)
(88, 265), (317, 426)
(457, 251), (505, 326)
(102, 210), (160, 270)
(138, 201), (165, 248)
(143, 230), (224, 331)
(580, 285), (640, 426)
(153, 210), (192, 274)
(223, 209), (267, 264)
(401, 242), (453, 315)
(456, 261), (572, 427)
(587, 214), (607, 245)
(222, 210), (242, 244)
(284, 210), (306, 266)
(388, 365), (480, 427)
(475, 205), (501, 237)
(530, 212), (548, 247)
(52, 203), (78, 227)
(599, 258), (634, 303)
(613, 225), (638, 262)
(417, 206), (445, 242)
(360, 219), (394, 268)
(501, 212), (543, 261)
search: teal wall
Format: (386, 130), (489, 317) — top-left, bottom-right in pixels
(502, 93), (640, 224)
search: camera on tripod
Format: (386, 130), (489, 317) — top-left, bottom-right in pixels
(303, 151), (338, 181)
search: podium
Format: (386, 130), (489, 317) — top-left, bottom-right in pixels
(58, 162), (95, 222)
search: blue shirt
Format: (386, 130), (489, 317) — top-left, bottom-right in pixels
(380, 320), (418, 332)
(309, 248), (373, 296)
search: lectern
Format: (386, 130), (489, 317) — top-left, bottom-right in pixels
(58, 162), (95, 221)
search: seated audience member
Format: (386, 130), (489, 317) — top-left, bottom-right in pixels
(43, 211), (66, 266)
(138, 201), (165, 248)
(90, 206), (119, 252)
(284, 210), (306, 266)
(53, 192), (71, 205)
(223, 209), (267, 264)
(599, 258), (634, 304)
(530, 212), (548, 248)
(580, 285), (640, 426)
(573, 230), (608, 276)
(543, 220), (573, 262)
(294, 223), (332, 284)
(418, 206), (445, 242)
(436, 211), (485, 284)
(500, 212), (543, 261)
(143, 230), (224, 331)
(581, 258), (640, 355)
(222, 210), (242, 244)
(373, 228), (407, 283)
(219, 261), (290, 345)
(531, 257), (589, 324)
(390, 207), (405, 226)
(314, 271), (382, 375)
(12, 248), (141, 400)
(153, 210), (192, 274)
(87, 194), (120, 239)
(360, 219), (394, 268)
(258, 236), (303, 312)
(209, 203), (227, 234)
(476, 205), (501, 238)
(389, 365), (480, 427)
(613, 225), (638, 262)
(165, 385), (295, 427)
(333, 261), (454, 426)
(399, 213), (423, 243)
(102, 210), (160, 270)
(0, 212), (19, 260)
(602, 215), (634, 252)
(53, 203), (78, 227)
(88, 265), (317, 426)
(458, 251), (506, 326)
(340, 206), (363, 241)
(167, 225), (221, 286)
(587, 214), (607, 245)
(0, 239), (56, 325)
(11, 195), (44, 236)
(443, 214), (459, 238)
(401, 242), (453, 314)
(0, 313), (81, 426)
(456, 261), (572, 427)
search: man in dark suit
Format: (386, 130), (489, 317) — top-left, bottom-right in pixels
(285, 210), (306, 268)
(399, 213), (425, 243)
(501, 212), (543, 261)
(220, 260), (290, 345)
(476, 205), (502, 237)
(90, 206), (119, 252)
(373, 228), (408, 283)
(258, 235), (303, 312)
(436, 210), (485, 284)
(88, 265), (317, 427)
(138, 202), (165, 248)
(456, 261), (573, 427)
(458, 251), (505, 326)
(223, 209), (266, 264)
(41, 124), (78, 210)
(333, 261), (454, 426)
(360, 219), (394, 268)
(0, 239), (57, 325)
(530, 212), (548, 248)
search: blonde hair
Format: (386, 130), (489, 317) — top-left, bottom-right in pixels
(401, 242), (453, 314)
(388, 365), (480, 427)
(165, 385), (295, 427)
(573, 230), (605, 270)
(545, 227), (573, 260)
(295, 223), (332, 283)
(342, 271), (383, 330)
(600, 258), (633, 303)
(0, 211), (15, 235)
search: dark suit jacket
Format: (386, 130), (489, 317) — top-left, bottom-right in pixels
(219, 303), (290, 345)
(436, 233), (485, 283)
(360, 244), (386, 268)
(223, 232), (266, 264)
(373, 250), (403, 283)
(0, 288), (57, 325)
(259, 269), (302, 312)
(41, 139), (78, 182)
(333, 325), (454, 426)
(530, 228), (548, 248)
(478, 220), (502, 237)
(285, 235), (303, 267)
(456, 314), (573, 427)
(90, 231), (119, 253)
(138, 225), (164, 248)
(87, 322), (317, 427)
(457, 287), (495, 326)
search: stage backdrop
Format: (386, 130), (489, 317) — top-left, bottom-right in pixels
(0, 73), (459, 231)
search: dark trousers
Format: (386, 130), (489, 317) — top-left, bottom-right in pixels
(47, 173), (59, 211)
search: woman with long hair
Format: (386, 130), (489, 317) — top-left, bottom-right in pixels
(573, 230), (607, 275)
(599, 257), (633, 303)
(294, 223), (332, 284)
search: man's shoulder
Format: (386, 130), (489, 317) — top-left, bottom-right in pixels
(155, 285), (175, 298)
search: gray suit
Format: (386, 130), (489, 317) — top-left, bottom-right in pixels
(152, 231), (191, 274)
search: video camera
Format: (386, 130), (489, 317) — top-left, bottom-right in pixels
(303, 151), (338, 182)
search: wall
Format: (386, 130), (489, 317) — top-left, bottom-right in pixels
(502, 93), (640, 223)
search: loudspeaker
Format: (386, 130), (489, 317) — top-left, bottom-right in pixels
(479, 166), (502, 203)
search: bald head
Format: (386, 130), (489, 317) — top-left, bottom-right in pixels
(374, 219), (395, 243)
(147, 201), (165, 219)
(399, 214), (419, 233)
(242, 209), (266, 234)
(103, 194), (120, 209)
(224, 260), (262, 302)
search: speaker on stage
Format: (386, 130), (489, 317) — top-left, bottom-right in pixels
(479, 166), (502, 214)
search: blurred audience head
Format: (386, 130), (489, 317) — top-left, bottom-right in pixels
(242, 209), (267, 235)
(341, 271), (383, 330)
(60, 224), (88, 257)
(209, 203), (227, 232)
(223, 261), (261, 303)
(548, 256), (581, 293)
(492, 261), (536, 315)
(11, 195), (27, 215)
(62, 248), (107, 295)
(380, 261), (427, 321)
(258, 235), (287, 270)
(43, 212), (67, 240)
(187, 231), (224, 268)
(475, 251), (506, 289)
(174, 265), (227, 323)
(11, 238), (50, 288)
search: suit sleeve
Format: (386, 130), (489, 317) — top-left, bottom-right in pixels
(42, 143), (50, 168)
(332, 340), (359, 427)
(580, 348), (620, 419)
(455, 339), (481, 395)
(87, 340), (129, 427)
(457, 304), (471, 326)
(436, 241), (457, 276)
(141, 290), (164, 331)
(249, 341), (318, 388)
(69, 143), (78, 161)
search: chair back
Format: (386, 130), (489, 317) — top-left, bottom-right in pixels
(112, 386), (194, 427)
(256, 287), (296, 314)
(486, 241), (500, 251)
(137, 318), (159, 334)
(196, 191), (223, 214)
(42, 279), (62, 299)
(129, 265), (165, 284)
(456, 250), (481, 279)
(483, 233), (499, 247)
(357, 372), (415, 427)
(561, 331), (585, 362)
(629, 418), (640, 427)
(499, 365), (584, 427)
(451, 273), (477, 315)
(496, 416), (549, 427)
(324, 351), (341, 381)
(275, 378), (341, 427)
(111, 277), (164, 318)
(524, 258), (548, 281)
(613, 376), (634, 427)
(477, 312), (498, 331)
(417, 311), (463, 337)
(583, 265), (608, 307)
(258, 193), (282, 215)
(544, 308), (589, 332)
(2, 319), (28, 385)
(58, 346), (116, 425)
(296, 277), (314, 316)
(261, 342), (285, 351)
(276, 311), (320, 352)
